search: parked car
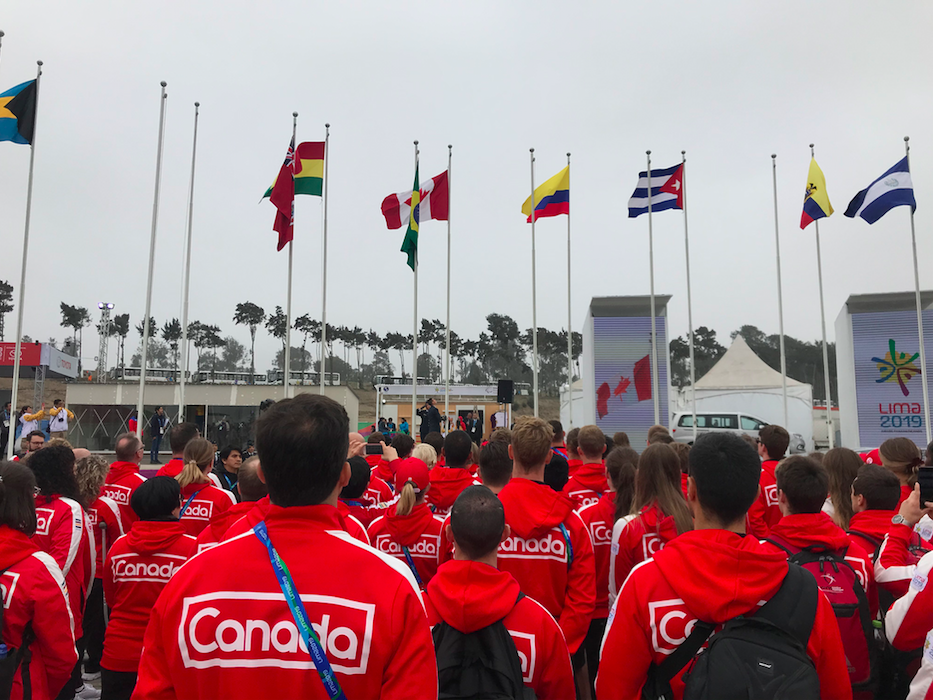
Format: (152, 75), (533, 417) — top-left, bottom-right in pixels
(671, 411), (806, 453)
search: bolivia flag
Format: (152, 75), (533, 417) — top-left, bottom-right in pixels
(800, 158), (833, 229)
(522, 166), (569, 222)
(381, 170), (448, 229)
(263, 141), (325, 198)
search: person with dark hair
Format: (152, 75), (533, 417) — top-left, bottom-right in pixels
(427, 431), (477, 516)
(562, 425), (609, 508)
(47, 399), (74, 440)
(822, 447), (862, 530)
(339, 456), (381, 527)
(548, 420), (567, 457)
(21, 429), (45, 459)
(174, 438), (236, 537)
(670, 442), (691, 497)
(0, 401), (11, 458)
(132, 394), (437, 700)
(101, 477), (198, 700)
(361, 432), (394, 504)
(597, 432), (851, 700)
(416, 398), (444, 440)
(103, 433), (148, 527)
(747, 423), (790, 537)
(878, 437), (923, 507)
(646, 424), (670, 445)
(612, 431), (630, 449)
(926, 439), (933, 467)
(477, 441), (512, 494)
(211, 445), (242, 499)
(545, 421), (570, 492)
(565, 427), (582, 478)
(424, 486), (574, 700)
(154, 422), (200, 478)
(0, 460), (79, 700)
(148, 407), (167, 464)
(196, 456), (269, 551)
(422, 432), (445, 464)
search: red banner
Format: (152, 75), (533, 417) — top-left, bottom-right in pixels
(0, 343), (42, 367)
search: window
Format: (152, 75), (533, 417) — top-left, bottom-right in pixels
(679, 415), (709, 428)
(740, 416), (766, 431)
(709, 414), (738, 429)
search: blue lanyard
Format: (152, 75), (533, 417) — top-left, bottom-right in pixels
(254, 521), (348, 700)
(401, 546), (425, 589)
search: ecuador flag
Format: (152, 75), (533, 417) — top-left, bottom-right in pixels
(263, 141), (325, 198)
(800, 158), (833, 229)
(522, 166), (569, 223)
(0, 80), (37, 145)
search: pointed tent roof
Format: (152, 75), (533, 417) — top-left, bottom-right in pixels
(694, 334), (802, 390)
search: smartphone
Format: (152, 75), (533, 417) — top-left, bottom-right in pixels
(365, 443), (383, 456)
(919, 467), (933, 506)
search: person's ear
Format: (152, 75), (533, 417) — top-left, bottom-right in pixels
(338, 461), (351, 489)
(508, 445), (514, 461)
(256, 463), (266, 485)
(500, 523), (511, 544)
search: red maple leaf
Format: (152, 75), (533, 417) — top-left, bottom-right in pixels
(614, 376), (631, 396)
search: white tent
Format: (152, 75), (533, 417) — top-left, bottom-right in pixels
(675, 335), (814, 450)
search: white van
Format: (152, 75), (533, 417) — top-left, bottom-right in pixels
(671, 411), (805, 453)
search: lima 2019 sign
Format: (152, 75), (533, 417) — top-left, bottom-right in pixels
(872, 339), (923, 429)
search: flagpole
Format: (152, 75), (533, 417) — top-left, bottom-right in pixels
(445, 144), (452, 426)
(681, 151), (697, 443)
(771, 154), (789, 428)
(412, 140), (420, 437)
(809, 144), (835, 448)
(565, 152), (574, 428)
(278, 113), (295, 397)
(136, 81), (167, 443)
(530, 148), (539, 418)
(646, 151), (660, 425)
(5, 60), (41, 460)
(905, 136), (932, 444)
(320, 123), (330, 396)
(0, 31), (5, 72)
(178, 102), (200, 422)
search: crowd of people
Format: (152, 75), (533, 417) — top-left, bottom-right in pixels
(2, 393), (933, 699)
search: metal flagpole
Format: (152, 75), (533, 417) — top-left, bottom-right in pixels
(530, 148), (539, 417)
(647, 151), (660, 425)
(136, 81), (168, 442)
(771, 155), (789, 427)
(445, 144), (452, 425)
(5, 60), (41, 460)
(320, 123), (330, 396)
(283, 112), (297, 399)
(412, 141), (420, 436)
(905, 136), (932, 443)
(0, 31), (5, 71)
(810, 144), (835, 448)
(566, 152), (574, 428)
(178, 102), (200, 422)
(682, 151), (698, 443)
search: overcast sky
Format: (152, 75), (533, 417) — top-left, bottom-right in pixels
(2, 1), (932, 374)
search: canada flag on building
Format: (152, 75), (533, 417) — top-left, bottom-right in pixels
(597, 354), (652, 419)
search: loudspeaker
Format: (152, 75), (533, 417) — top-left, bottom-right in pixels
(497, 379), (514, 404)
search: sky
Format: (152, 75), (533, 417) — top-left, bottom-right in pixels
(2, 1), (932, 375)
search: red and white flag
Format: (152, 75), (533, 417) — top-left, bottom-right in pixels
(381, 170), (449, 229)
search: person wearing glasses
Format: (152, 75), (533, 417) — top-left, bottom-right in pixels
(102, 433), (148, 527)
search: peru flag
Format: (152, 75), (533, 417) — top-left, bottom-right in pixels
(381, 170), (449, 229)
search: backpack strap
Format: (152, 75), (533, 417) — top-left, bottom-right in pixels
(558, 523), (574, 566)
(847, 529), (882, 562)
(763, 536), (795, 556)
(754, 563), (818, 646)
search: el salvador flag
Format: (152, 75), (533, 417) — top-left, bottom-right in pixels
(844, 156), (916, 224)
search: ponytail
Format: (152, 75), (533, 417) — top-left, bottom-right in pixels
(176, 437), (215, 489)
(176, 460), (209, 489)
(396, 481), (421, 517)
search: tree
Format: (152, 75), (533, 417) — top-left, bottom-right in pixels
(135, 317), (157, 339)
(112, 313), (130, 369)
(417, 352), (441, 383)
(60, 303), (92, 372)
(385, 332), (408, 376)
(214, 336), (248, 373)
(131, 339), (170, 369)
(233, 302), (265, 382)
(265, 306), (287, 360)
(161, 318), (182, 376)
(670, 326), (727, 388)
(0, 281), (12, 341)
(274, 345), (314, 371)
(293, 315), (319, 376)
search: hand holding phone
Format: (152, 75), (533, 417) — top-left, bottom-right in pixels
(918, 468), (933, 510)
(365, 443), (384, 456)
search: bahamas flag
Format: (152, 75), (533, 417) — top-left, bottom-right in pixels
(522, 166), (569, 222)
(400, 165), (419, 270)
(800, 158), (833, 229)
(262, 141), (325, 198)
(0, 80), (37, 145)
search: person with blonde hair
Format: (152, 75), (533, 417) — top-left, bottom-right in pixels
(174, 437), (235, 536)
(412, 442), (437, 468)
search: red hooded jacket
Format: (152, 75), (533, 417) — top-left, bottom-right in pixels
(335, 501), (371, 545)
(87, 496), (125, 578)
(102, 520), (198, 672)
(875, 518), (933, 600)
(596, 529), (852, 700)
(0, 526), (77, 700)
(883, 550), (933, 699)
(365, 475), (393, 505)
(178, 481), (236, 536)
(426, 466), (477, 516)
(561, 461), (608, 509)
(577, 493), (616, 618)
(132, 505), (437, 700)
(222, 497), (273, 542)
(611, 503), (682, 599)
(155, 458), (184, 479)
(368, 456), (395, 487)
(196, 501), (257, 552)
(367, 502), (444, 587)
(567, 458), (583, 479)
(425, 560), (574, 700)
(747, 459), (782, 537)
(103, 461), (147, 526)
(496, 478), (596, 654)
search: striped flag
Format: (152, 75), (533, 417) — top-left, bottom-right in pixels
(628, 164), (684, 218)
(844, 156), (916, 224)
(400, 165), (420, 271)
(522, 166), (569, 222)
(382, 170), (448, 229)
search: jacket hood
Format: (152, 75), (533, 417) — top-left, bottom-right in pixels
(371, 459), (395, 485)
(427, 467), (475, 512)
(848, 509), (894, 540)
(767, 512), (850, 551)
(426, 560), (521, 633)
(571, 462), (608, 493)
(203, 501), (255, 542)
(385, 502), (436, 546)
(0, 525), (39, 569)
(109, 460), (141, 473)
(637, 503), (680, 545)
(498, 478), (575, 538)
(127, 520), (190, 554)
(653, 529), (788, 623)
(567, 459), (583, 477)
(364, 454), (381, 468)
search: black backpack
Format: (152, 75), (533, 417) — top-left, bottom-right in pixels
(0, 567), (36, 700)
(642, 564), (821, 700)
(433, 592), (535, 700)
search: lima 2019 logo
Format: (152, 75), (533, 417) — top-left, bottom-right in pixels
(872, 339), (922, 396)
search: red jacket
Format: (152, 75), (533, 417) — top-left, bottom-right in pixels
(561, 461), (607, 509)
(365, 474), (393, 505)
(496, 478), (596, 654)
(577, 493), (616, 618)
(178, 481), (236, 536)
(367, 502), (444, 587)
(884, 550), (933, 698)
(0, 526), (78, 700)
(426, 466), (476, 516)
(338, 497), (385, 528)
(103, 461), (147, 526)
(425, 560), (574, 700)
(875, 518), (933, 600)
(567, 459), (583, 478)
(32, 495), (92, 630)
(610, 502), (681, 599)
(335, 501), (371, 545)
(222, 497), (273, 542)
(102, 521), (198, 672)
(368, 456), (395, 487)
(747, 459), (781, 537)
(87, 496), (125, 578)
(679, 472), (689, 499)
(196, 501), (256, 552)
(132, 505), (437, 700)
(596, 529), (852, 700)
(155, 458), (184, 479)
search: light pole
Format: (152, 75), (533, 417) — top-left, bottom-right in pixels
(97, 302), (114, 382)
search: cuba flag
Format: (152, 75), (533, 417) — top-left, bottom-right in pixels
(628, 164), (684, 218)
(844, 156), (916, 224)
(800, 158), (833, 229)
